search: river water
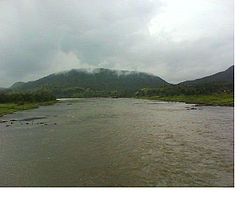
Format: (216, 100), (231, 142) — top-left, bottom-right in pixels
(0, 98), (234, 186)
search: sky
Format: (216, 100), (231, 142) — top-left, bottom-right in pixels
(0, 0), (234, 87)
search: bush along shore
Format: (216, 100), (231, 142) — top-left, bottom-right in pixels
(0, 90), (57, 117)
(137, 93), (234, 106)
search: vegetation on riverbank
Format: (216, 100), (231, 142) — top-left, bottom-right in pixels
(0, 90), (57, 117)
(138, 93), (234, 106)
(0, 101), (57, 117)
(0, 90), (56, 103)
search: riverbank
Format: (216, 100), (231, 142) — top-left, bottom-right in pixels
(0, 101), (58, 117)
(138, 94), (234, 106)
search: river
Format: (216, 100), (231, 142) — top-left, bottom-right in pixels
(0, 98), (234, 186)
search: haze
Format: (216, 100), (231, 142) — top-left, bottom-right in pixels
(0, 0), (234, 87)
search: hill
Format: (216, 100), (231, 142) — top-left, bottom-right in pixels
(10, 82), (25, 89)
(178, 65), (234, 94)
(10, 68), (167, 97)
(180, 65), (234, 86)
(136, 65), (234, 98)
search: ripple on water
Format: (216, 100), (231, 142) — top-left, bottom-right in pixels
(0, 98), (233, 186)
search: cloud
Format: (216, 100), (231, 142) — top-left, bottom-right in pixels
(0, 0), (233, 87)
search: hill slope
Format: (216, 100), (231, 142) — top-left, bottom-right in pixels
(11, 68), (167, 97)
(179, 65), (234, 86)
(136, 65), (234, 98)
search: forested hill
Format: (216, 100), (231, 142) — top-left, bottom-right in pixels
(135, 65), (234, 98)
(179, 65), (234, 86)
(10, 68), (167, 97)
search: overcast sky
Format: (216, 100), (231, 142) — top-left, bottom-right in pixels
(0, 0), (233, 87)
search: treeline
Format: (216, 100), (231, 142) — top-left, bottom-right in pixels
(42, 87), (134, 98)
(2, 86), (134, 100)
(0, 90), (56, 104)
(2, 79), (234, 101)
(135, 82), (234, 97)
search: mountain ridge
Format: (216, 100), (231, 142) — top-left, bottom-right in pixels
(10, 68), (168, 97)
(9, 65), (234, 97)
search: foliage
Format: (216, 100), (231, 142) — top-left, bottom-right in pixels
(140, 94), (234, 106)
(0, 101), (57, 117)
(0, 103), (39, 117)
(135, 81), (233, 97)
(0, 90), (56, 104)
(135, 66), (234, 106)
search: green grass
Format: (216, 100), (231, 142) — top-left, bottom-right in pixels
(139, 94), (234, 106)
(0, 101), (58, 117)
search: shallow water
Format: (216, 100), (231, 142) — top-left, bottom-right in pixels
(0, 98), (234, 186)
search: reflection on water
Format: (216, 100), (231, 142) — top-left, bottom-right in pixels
(0, 98), (234, 186)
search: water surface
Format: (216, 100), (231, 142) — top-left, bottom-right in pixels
(0, 98), (234, 186)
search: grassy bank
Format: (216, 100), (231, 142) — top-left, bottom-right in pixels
(0, 101), (57, 117)
(138, 94), (234, 106)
